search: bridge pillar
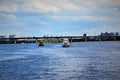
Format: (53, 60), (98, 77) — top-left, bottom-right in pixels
(84, 37), (87, 42)
(83, 33), (87, 42)
(56, 38), (59, 43)
(114, 36), (116, 41)
(99, 36), (101, 41)
(70, 37), (72, 42)
(27, 39), (29, 43)
(14, 39), (16, 44)
(35, 39), (38, 43)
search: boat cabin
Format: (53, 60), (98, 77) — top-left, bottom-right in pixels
(62, 38), (70, 47)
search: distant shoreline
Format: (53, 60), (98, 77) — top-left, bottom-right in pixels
(0, 39), (120, 44)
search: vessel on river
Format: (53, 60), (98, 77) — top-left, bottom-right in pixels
(62, 38), (70, 47)
(38, 41), (44, 46)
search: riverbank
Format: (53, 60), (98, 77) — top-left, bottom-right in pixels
(0, 38), (120, 44)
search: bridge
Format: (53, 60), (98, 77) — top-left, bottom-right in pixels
(0, 36), (120, 44)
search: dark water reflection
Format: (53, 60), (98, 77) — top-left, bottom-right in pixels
(0, 41), (120, 80)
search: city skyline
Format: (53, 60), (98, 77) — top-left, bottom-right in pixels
(0, 0), (120, 36)
(0, 31), (120, 38)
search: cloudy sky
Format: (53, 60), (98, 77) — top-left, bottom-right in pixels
(0, 0), (120, 37)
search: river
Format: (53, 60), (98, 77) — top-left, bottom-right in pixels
(0, 41), (120, 80)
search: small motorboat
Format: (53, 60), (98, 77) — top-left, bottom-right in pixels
(38, 41), (44, 46)
(62, 38), (70, 47)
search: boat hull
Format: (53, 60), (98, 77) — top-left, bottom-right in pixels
(38, 42), (44, 46)
(62, 45), (70, 47)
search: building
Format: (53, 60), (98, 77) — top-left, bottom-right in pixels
(9, 35), (16, 43)
(0, 35), (8, 43)
(115, 32), (119, 36)
(0, 35), (7, 38)
(100, 32), (119, 36)
(9, 34), (16, 38)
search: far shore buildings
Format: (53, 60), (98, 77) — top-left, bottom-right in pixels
(9, 34), (16, 38)
(0, 34), (16, 42)
(0, 35), (7, 38)
(0, 34), (16, 38)
(100, 32), (119, 36)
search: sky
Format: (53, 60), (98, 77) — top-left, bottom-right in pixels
(0, 0), (120, 37)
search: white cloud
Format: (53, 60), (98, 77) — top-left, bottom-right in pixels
(38, 20), (50, 25)
(98, 0), (120, 6)
(0, 4), (17, 12)
(22, 0), (61, 14)
(71, 15), (120, 23)
(73, 0), (120, 7)
(0, 0), (120, 36)
(62, 3), (80, 11)
(20, 0), (90, 14)
(51, 15), (62, 19)
(0, 0), (120, 15)
(0, 13), (16, 21)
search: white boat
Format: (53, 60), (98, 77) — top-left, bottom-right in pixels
(62, 38), (70, 47)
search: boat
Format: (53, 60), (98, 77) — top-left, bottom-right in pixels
(38, 41), (44, 46)
(62, 38), (70, 47)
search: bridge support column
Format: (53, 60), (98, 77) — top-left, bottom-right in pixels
(84, 37), (87, 42)
(99, 37), (101, 41)
(70, 37), (72, 42)
(114, 36), (116, 41)
(35, 39), (38, 43)
(14, 39), (16, 44)
(27, 39), (29, 43)
(56, 38), (59, 43)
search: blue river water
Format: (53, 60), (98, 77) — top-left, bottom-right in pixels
(0, 41), (120, 80)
